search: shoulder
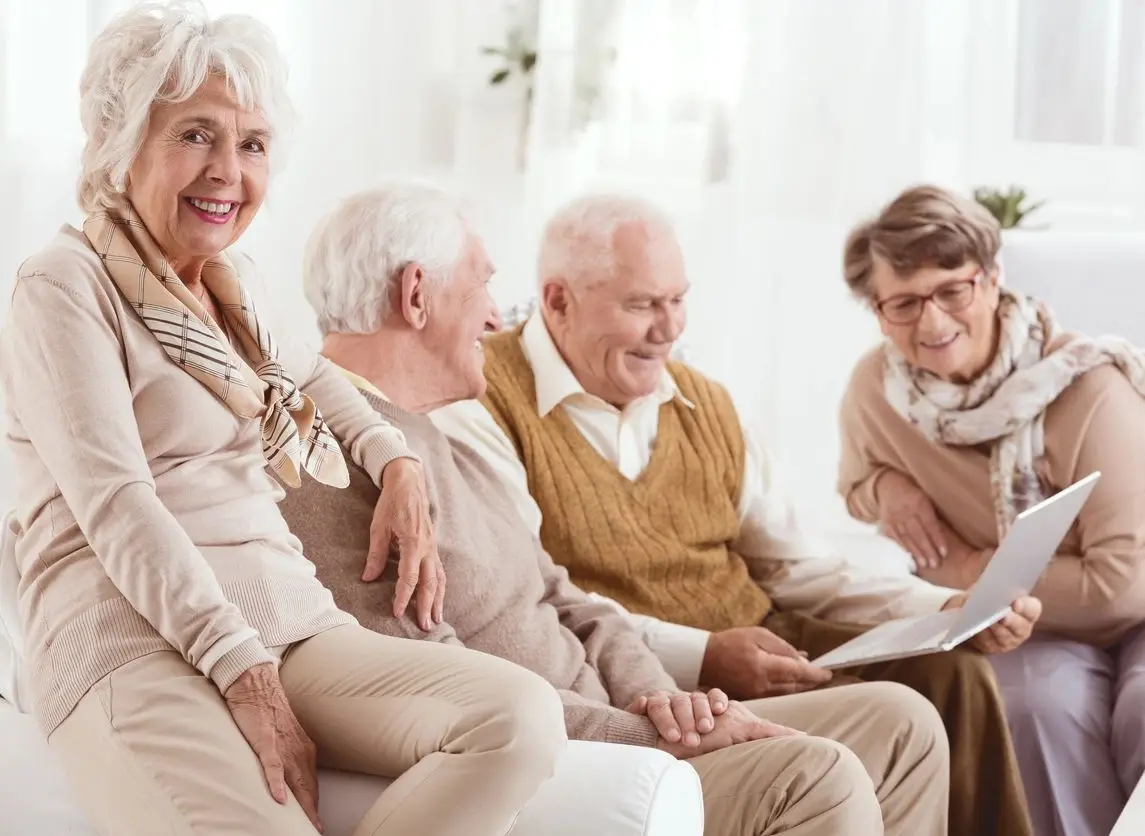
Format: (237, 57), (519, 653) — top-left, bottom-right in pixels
(840, 343), (888, 414)
(666, 361), (745, 453)
(667, 360), (734, 407)
(1052, 362), (1144, 420)
(481, 327), (530, 378)
(15, 226), (116, 304)
(847, 344), (886, 395)
(478, 327), (537, 416)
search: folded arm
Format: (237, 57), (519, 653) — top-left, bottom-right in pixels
(2, 272), (271, 692)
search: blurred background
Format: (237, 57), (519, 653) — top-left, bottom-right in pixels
(2, 0), (1144, 533)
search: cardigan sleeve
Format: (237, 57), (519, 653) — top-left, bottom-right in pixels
(1036, 367), (1145, 645)
(837, 356), (890, 524)
(0, 272), (273, 693)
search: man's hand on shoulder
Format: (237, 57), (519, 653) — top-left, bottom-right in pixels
(698, 626), (832, 700)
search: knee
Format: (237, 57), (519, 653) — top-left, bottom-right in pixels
(847, 682), (948, 766)
(935, 647), (997, 687)
(999, 667), (1102, 734)
(797, 737), (882, 817)
(473, 661), (567, 771)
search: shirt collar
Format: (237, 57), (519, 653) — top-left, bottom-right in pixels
(519, 313), (694, 416)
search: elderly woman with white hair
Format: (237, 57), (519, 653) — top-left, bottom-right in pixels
(838, 184), (1145, 836)
(0, 3), (566, 835)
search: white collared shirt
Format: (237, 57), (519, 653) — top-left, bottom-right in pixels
(430, 314), (956, 688)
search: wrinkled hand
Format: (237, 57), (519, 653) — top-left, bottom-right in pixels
(876, 470), (948, 569)
(943, 593), (1042, 654)
(699, 626), (832, 700)
(225, 663), (322, 833)
(625, 689), (729, 748)
(366, 457), (444, 630)
(916, 523), (990, 590)
(655, 699), (803, 758)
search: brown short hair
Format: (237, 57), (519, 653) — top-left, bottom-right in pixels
(843, 185), (1001, 299)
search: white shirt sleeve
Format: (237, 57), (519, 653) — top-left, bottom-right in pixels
(734, 414), (958, 623)
(584, 593), (711, 691)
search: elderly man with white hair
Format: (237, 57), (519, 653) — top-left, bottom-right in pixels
(0, 3), (568, 834)
(431, 193), (1040, 836)
(281, 180), (952, 836)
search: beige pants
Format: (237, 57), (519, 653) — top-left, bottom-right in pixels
(48, 624), (567, 836)
(690, 681), (950, 836)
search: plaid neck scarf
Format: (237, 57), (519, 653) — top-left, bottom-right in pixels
(82, 203), (349, 489)
(883, 289), (1145, 536)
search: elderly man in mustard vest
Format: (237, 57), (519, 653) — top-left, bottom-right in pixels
(431, 193), (1037, 836)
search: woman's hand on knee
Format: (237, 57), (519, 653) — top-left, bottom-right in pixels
(224, 663), (324, 833)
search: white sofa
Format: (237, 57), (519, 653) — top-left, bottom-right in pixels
(0, 511), (705, 836)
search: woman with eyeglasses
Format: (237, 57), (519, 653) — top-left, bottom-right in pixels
(836, 184), (1145, 836)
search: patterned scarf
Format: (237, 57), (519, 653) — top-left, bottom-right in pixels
(883, 288), (1145, 537)
(82, 204), (349, 489)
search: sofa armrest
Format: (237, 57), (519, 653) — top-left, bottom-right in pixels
(516, 741), (704, 836)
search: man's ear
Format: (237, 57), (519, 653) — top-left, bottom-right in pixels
(541, 278), (572, 323)
(398, 262), (430, 330)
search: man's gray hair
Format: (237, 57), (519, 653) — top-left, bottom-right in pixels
(303, 183), (471, 335)
(77, 0), (294, 213)
(537, 193), (676, 289)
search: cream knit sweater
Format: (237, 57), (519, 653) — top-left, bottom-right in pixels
(1, 227), (409, 734)
(280, 389), (679, 748)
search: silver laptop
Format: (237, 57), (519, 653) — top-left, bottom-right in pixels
(811, 471), (1101, 671)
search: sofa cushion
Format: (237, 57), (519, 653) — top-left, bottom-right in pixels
(0, 698), (704, 836)
(0, 510), (26, 710)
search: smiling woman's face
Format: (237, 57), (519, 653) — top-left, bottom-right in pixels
(870, 255), (1001, 382)
(127, 74), (270, 279)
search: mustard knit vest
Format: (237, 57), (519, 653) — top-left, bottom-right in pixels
(479, 327), (773, 631)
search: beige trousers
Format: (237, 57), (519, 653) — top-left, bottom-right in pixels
(689, 681), (950, 836)
(48, 624), (567, 836)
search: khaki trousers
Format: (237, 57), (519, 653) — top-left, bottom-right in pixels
(48, 624), (567, 836)
(766, 611), (1034, 836)
(689, 681), (949, 836)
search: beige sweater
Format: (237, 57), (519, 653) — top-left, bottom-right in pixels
(839, 346), (1145, 647)
(2, 227), (411, 734)
(279, 390), (678, 748)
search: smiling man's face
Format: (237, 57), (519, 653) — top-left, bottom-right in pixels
(545, 221), (689, 408)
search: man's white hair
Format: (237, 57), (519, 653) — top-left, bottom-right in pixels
(77, 0), (294, 213)
(537, 193), (676, 289)
(303, 182), (471, 335)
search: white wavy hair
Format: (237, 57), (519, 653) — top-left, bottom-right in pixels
(303, 182), (472, 335)
(537, 193), (676, 289)
(77, 0), (294, 213)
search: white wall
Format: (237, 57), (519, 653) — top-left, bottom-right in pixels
(1, 0), (1142, 531)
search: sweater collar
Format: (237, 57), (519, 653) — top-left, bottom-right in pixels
(520, 313), (693, 417)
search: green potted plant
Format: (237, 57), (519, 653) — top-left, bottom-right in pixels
(972, 186), (1047, 229)
(481, 2), (539, 170)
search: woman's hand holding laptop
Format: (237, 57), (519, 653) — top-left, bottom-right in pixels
(941, 592), (1043, 654)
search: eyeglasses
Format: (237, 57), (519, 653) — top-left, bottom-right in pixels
(874, 273), (982, 325)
